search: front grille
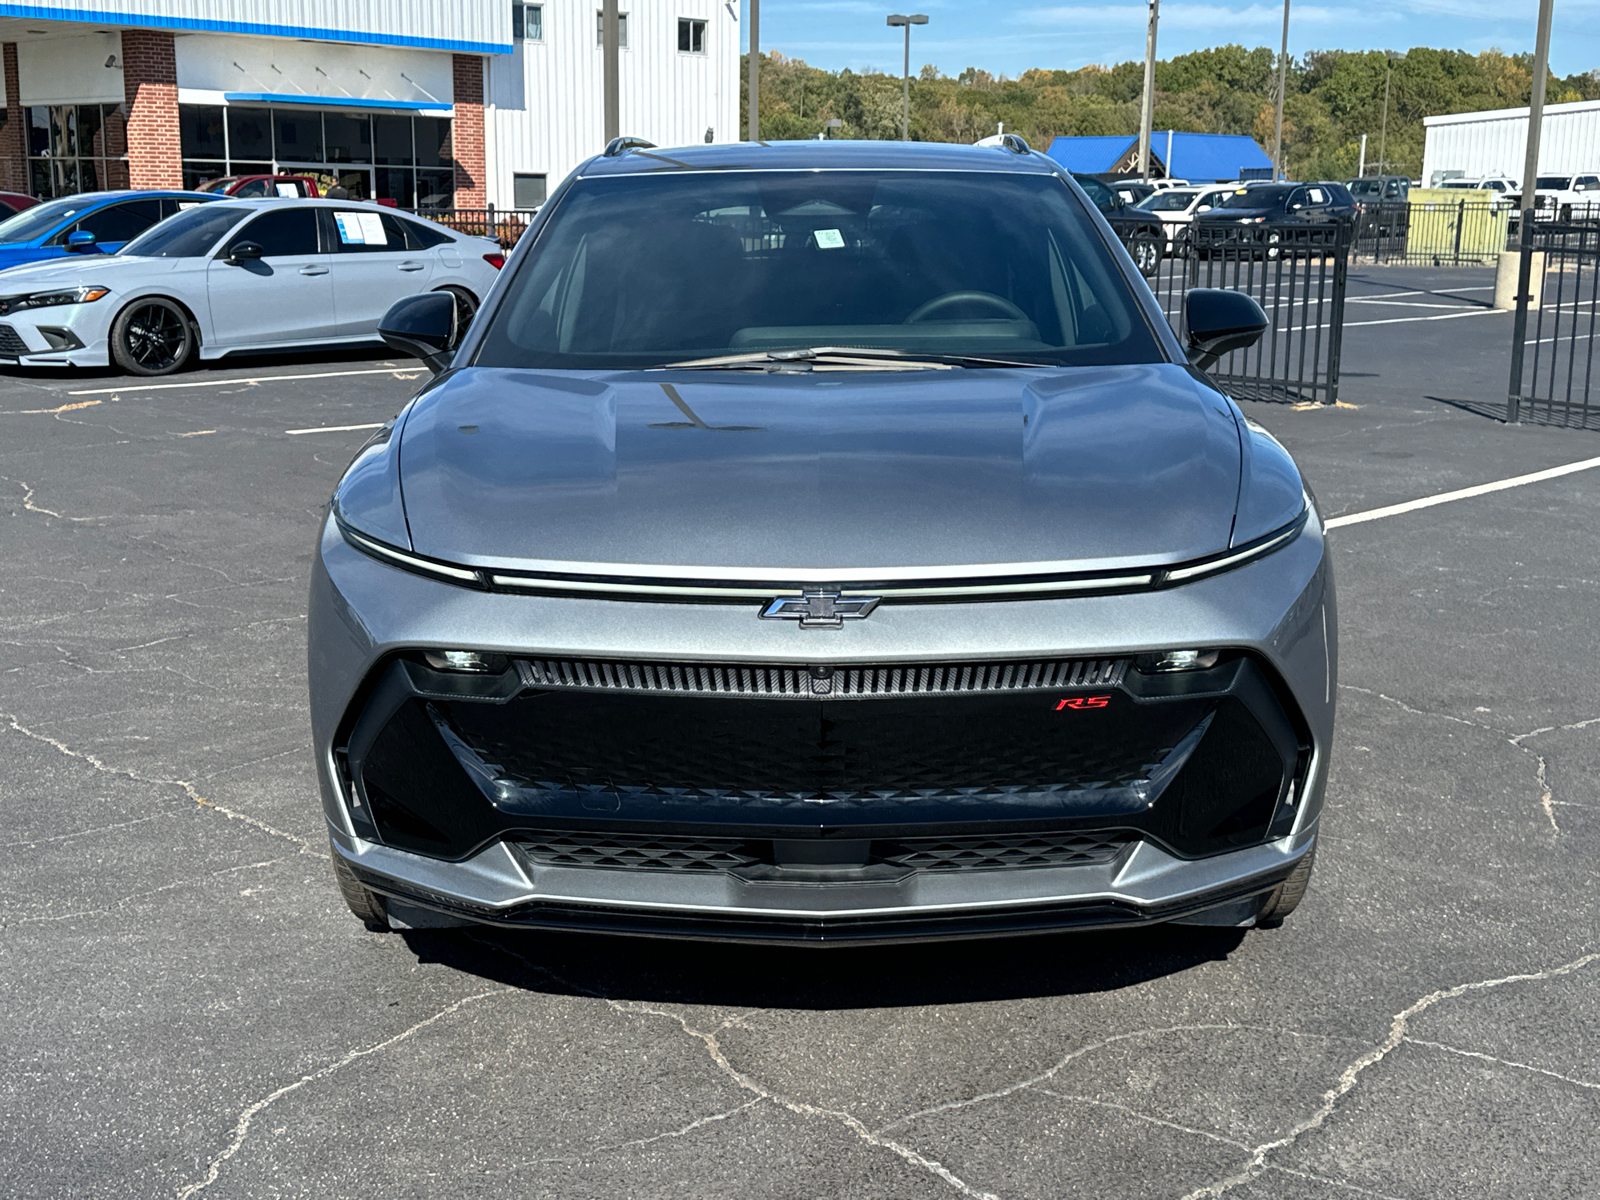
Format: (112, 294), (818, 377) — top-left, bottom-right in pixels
(517, 656), (1127, 699)
(877, 832), (1129, 870)
(0, 324), (28, 355)
(513, 830), (1131, 874)
(518, 831), (762, 872)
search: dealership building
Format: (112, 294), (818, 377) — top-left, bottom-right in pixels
(0, 1), (738, 209)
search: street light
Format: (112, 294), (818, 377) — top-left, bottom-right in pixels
(886, 13), (928, 141)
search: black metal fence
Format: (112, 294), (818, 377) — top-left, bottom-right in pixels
(408, 205), (542, 249)
(1353, 200), (1510, 266)
(1507, 218), (1600, 429)
(1152, 221), (1350, 406)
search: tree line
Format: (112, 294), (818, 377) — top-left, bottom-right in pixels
(741, 46), (1600, 179)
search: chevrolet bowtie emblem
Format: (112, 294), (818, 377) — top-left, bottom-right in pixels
(761, 587), (881, 629)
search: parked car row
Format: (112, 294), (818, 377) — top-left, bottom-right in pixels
(0, 193), (502, 375)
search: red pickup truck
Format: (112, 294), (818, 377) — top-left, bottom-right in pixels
(194, 174), (321, 198)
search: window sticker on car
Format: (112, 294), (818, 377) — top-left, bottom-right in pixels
(814, 228), (845, 249)
(335, 212), (388, 245)
(177, 202), (201, 210)
(275, 183), (300, 198)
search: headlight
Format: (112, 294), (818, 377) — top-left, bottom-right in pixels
(7, 285), (110, 312)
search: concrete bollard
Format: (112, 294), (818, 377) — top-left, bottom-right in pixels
(1494, 249), (1545, 311)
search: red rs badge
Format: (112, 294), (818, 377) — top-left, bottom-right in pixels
(1055, 695), (1111, 710)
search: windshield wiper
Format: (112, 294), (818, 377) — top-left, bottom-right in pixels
(651, 346), (1051, 372)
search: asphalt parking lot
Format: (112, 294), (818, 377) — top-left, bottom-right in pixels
(3, 265), (1597, 1199)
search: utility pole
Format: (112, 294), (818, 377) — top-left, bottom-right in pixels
(747, 0), (760, 140)
(602, 0), (619, 142)
(1136, 0), (1159, 179)
(886, 14), (928, 141)
(1272, 0), (1290, 181)
(1507, 0), (1556, 422)
(1378, 59), (1392, 173)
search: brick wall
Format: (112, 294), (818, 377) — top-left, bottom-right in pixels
(451, 54), (486, 208)
(0, 44), (25, 194)
(121, 30), (181, 189)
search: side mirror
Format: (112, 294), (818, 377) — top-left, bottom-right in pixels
(1197, 204), (1212, 212)
(226, 241), (264, 265)
(65, 230), (99, 253)
(378, 291), (456, 375)
(1184, 289), (1268, 371)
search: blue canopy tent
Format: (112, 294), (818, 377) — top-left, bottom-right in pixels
(1044, 132), (1273, 183)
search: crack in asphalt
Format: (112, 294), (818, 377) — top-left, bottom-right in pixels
(171, 988), (515, 1200)
(3, 476), (111, 522)
(1404, 1036), (1600, 1093)
(0, 855), (296, 931)
(1177, 952), (1600, 1199)
(527, 1098), (768, 1164)
(1339, 683), (1600, 834)
(1, 712), (315, 854)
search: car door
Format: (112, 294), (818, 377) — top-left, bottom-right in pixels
(204, 207), (336, 349)
(323, 209), (435, 338)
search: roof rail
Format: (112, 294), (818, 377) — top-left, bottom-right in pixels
(603, 136), (657, 157)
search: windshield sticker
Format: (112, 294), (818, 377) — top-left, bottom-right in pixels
(275, 183), (300, 198)
(335, 212), (388, 245)
(814, 228), (845, 250)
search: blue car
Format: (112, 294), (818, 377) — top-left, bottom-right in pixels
(0, 190), (222, 271)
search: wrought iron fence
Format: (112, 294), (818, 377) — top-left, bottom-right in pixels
(410, 204), (541, 249)
(1507, 218), (1600, 429)
(1353, 200), (1509, 266)
(1152, 221), (1350, 406)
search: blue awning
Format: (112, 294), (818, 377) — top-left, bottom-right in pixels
(223, 93), (452, 114)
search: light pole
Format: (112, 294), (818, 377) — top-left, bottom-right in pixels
(1378, 56), (1394, 174)
(886, 14), (927, 141)
(1271, 0), (1290, 181)
(1136, 0), (1160, 179)
(602, 0), (619, 143)
(747, 0), (760, 141)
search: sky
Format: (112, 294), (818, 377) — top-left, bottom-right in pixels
(741, 0), (1600, 81)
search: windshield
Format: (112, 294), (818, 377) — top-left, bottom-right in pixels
(473, 170), (1162, 370)
(1538, 176), (1572, 190)
(1219, 186), (1290, 208)
(119, 204), (246, 258)
(1137, 191), (1198, 211)
(1349, 180), (1383, 196)
(0, 196), (99, 244)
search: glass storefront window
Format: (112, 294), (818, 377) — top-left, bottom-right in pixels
(274, 112), (323, 162)
(27, 104), (129, 200)
(324, 113), (372, 163)
(172, 105), (452, 209)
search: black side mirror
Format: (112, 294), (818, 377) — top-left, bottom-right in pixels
(378, 291), (457, 375)
(1184, 289), (1268, 371)
(226, 241), (264, 265)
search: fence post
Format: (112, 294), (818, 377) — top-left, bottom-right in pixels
(1324, 223), (1349, 405)
(1506, 215), (1536, 424)
(1452, 199), (1465, 265)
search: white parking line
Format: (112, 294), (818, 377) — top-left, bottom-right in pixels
(1326, 453), (1600, 530)
(68, 366), (421, 396)
(1344, 307), (1506, 328)
(285, 422), (386, 436)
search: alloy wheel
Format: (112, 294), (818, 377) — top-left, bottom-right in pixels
(124, 303), (188, 371)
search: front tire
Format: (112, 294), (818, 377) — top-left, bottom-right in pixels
(111, 298), (194, 376)
(1257, 842), (1316, 927)
(330, 840), (389, 932)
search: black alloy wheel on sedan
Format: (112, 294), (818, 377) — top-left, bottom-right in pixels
(111, 297), (194, 376)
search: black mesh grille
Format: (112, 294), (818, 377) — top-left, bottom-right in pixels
(0, 324), (28, 355)
(518, 832), (762, 872)
(878, 832), (1130, 870)
(517, 656), (1127, 698)
(512, 830), (1130, 874)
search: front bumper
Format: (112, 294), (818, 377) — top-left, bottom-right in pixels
(309, 511), (1336, 942)
(0, 303), (112, 367)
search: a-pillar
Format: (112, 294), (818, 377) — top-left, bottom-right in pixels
(451, 54), (486, 208)
(0, 44), (27, 194)
(121, 29), (181, 189)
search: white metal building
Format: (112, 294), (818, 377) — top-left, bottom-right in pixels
(1423, 100), (1600, 187)
(0, 0), (738, 209)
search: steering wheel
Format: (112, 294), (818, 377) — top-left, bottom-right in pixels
(904, 290), (1029, 323)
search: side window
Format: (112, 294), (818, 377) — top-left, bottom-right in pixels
(330, 209), (412, 252)
(1288, 188), (1308, 209)
(401, 219), (454, 250)
(233, 179), (271, 198)
(227, 208), (319, 257)
(64, 199), (162, 244)
(1306, 187), (1327, 205)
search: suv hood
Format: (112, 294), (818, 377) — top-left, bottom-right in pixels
(396, 364), (1244, 575)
